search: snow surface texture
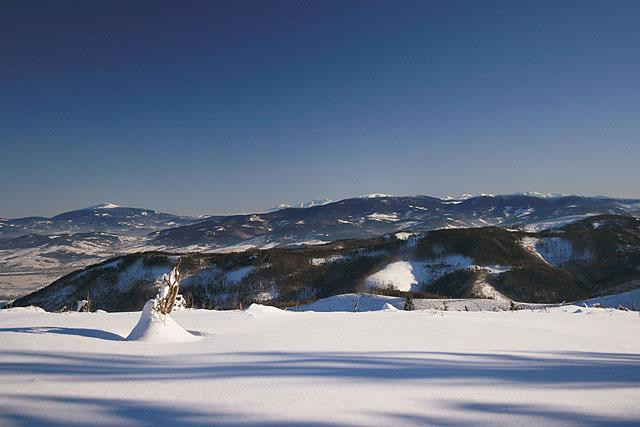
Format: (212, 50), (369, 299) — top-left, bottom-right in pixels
(0, 305), (638, 425)
(126, 300), (199, 343)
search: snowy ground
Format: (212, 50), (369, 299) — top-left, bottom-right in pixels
(1, 305), (639, 426)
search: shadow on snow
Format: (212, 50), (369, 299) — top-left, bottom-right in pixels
(0, 349), (638, 425)
(0, 326), (124, 341)
(0, 349), (638, 386)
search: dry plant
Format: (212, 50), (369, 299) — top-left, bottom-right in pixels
(156, 259), (181, 315)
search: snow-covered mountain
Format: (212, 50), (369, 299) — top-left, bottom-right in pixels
(0, 205), (202, 299)
(2, 194), (640, 301)
(14, 214), (640, 312)
(0, 203), (200, 239)
(267, 198), (334, 211)
(151, 194), (640, 249)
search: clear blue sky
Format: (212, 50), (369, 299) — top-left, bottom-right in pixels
(1, 0), (639, 218)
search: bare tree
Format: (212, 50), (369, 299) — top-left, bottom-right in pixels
(156, 259), (181, 315)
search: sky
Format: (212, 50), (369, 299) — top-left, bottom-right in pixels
(1, 0), (639, 218)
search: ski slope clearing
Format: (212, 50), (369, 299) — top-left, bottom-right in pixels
(1, 306), (639, 425)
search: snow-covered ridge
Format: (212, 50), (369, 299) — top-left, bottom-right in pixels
(441, 192), (568, 202)
(267, 198), (334, 211)
(88, 203), (122, 210)
(359, 193), (396, 199)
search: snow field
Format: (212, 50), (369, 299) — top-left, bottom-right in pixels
(1, 305), (639, 425)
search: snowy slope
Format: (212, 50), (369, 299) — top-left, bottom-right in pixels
(534, 237), (593, 266)
(0, 306), (639, 425)
(580, 288), (640, 311)
(362, 257), (510, 296)
(363, 261), (430, 292)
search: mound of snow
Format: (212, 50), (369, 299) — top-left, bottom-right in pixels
(382, 303), (399, 311)
(126, 300), (200, 343)
(244, 304), (287, 317)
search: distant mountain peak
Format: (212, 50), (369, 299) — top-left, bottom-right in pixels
(515, 191), (564, 198)
(359, 193), (395, 199)
(443, 194), (475, 201)
(267, 199), (333, 212)
(88, 203), (122, 210)
(265, 203), (292, 212)
(299, 199), (333, 208)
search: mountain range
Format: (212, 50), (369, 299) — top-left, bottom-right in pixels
(2, 194), (640, 301)
(14, 213), (640, 312)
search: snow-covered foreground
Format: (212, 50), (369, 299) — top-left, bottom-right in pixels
(1, 306), (639, 426)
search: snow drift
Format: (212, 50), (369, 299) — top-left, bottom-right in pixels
(126, 300), (200, 343)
